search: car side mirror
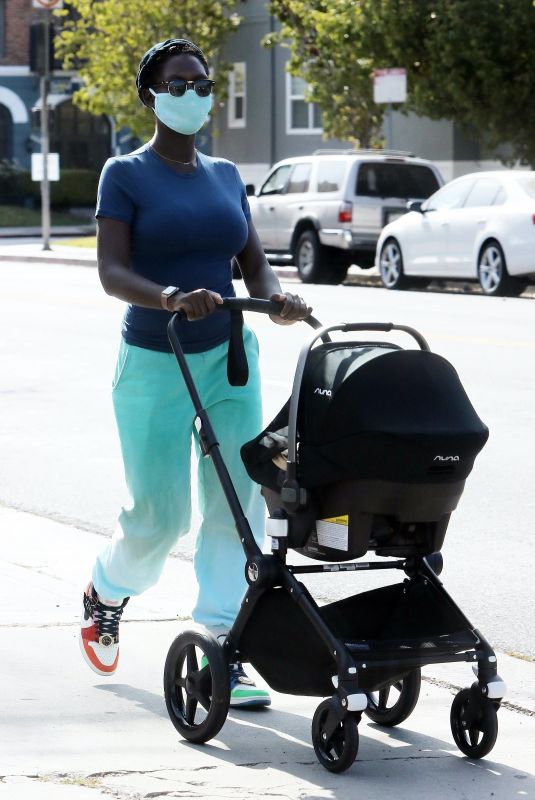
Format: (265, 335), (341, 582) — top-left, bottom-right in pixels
(407, 199), (424, 213)
(245, 183), (256, 196)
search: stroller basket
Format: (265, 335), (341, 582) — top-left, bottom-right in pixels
(239, 577), (478, 696)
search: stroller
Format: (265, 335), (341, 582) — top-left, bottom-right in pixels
(163, 297), (506, 773)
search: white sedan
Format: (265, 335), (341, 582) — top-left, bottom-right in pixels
(376, 170), (535, 296)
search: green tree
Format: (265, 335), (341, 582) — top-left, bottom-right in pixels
(266, 0), (383, 147)
(56, 0), (241, 139)
(361, 0), (535, 165)
(269, 0), (535, 163)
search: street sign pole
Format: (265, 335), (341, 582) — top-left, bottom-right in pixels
(373, 69), (407, 151)
(387, 102), (393, 149)
(33, 0), (63, 249)
(40, 8), (51, 251)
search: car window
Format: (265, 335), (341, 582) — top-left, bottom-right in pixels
(492, 186), (507, 205)
(463, 178), (503, 208)
(425, 179), (473, 211)
(286, 163), (312, 194)
(355, 162), (440, 199)
(516, 177), (535, 199)
(259, 164), (292, 196)
(316, 160), (346, 192)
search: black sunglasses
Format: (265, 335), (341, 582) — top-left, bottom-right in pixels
(152, 79), (215, 98)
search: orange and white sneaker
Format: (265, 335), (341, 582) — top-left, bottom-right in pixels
(79, 583), (129, 676)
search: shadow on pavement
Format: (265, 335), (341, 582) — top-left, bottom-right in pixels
(92, 680), (533, 793)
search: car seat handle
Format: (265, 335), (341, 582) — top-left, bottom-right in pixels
(285, 321), (430, 468)
(340, 322), (430, 351)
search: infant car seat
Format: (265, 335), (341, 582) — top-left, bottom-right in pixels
(242, 336), (488, 561)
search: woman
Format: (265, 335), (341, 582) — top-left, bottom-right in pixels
(79, 38), (311, 708)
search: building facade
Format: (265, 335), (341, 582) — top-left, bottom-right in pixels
(0, 0), (113, 172)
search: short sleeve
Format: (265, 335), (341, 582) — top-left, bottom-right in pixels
(95, 159), (136, 224)
(233, 165), (251, 221)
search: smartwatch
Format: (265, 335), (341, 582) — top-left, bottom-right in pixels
(161, 285), (180, 310)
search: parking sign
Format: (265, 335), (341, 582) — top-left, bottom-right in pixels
(373, 69), (407, 104)
(32, 0), (64, 8)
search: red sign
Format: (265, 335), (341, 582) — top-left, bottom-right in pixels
(32, 0), (64, 8)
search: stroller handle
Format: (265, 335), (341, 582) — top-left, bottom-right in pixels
(171, 296), (323, 330)
(216, 297), (323, 330)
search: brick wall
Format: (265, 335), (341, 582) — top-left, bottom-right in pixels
(1, 0), (31, 65)
(0, 0), (50, 66)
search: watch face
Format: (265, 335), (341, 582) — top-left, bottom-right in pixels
(163, 287), (177, 297)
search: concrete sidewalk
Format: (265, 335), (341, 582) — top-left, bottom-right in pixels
(0, 505), (533, 799)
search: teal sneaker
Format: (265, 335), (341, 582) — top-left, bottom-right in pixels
(201, 655), (271, 707)
(229, 661), (271, 708)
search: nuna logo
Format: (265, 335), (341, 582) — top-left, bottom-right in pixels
(434, 455), (460, 462)
(314, 387), (332, 397)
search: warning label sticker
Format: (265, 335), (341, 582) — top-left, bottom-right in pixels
(316, 516), (349, 551)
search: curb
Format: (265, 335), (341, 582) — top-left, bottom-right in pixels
(1, 249), (533, 297)
(0, 226), (95, 237)
(0, 252), (98, 268)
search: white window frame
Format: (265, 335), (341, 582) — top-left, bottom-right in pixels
(228, 62), (246, 129)
(286, 73), (322, 135)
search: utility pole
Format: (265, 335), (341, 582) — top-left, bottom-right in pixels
(40, 8), (51, 250)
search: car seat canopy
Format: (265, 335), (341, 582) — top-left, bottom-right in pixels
(298, 346), (489, 487)
(242, 344), (488, 491)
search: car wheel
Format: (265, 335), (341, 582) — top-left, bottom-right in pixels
(379, 238), (413, 290)
(294, 230), (345, 284)
(477, 240), (527, 297)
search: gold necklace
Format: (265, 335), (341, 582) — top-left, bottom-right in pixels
(150, 144), (196, 165)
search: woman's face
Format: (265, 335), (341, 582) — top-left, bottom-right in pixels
(143, 52), (209, 107)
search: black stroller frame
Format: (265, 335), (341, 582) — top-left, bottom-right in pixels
(163, 297), (506, 773)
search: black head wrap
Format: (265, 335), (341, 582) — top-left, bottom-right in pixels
(136, 38), (209, 99)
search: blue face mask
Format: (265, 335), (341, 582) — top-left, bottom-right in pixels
(149, 88), (213, 135)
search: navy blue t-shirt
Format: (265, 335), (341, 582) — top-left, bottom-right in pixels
(96, 145), (251, 353)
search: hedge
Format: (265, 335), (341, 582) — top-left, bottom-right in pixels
(0, 161), (100, 209)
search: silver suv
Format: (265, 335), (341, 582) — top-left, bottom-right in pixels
(248, 150), (444, 284)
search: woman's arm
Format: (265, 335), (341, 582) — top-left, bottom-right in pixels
(97, 217), (163, 308)
(97, 217), (223, 319)
(236, 220), (312, 323)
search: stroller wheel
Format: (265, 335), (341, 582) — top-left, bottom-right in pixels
(163, 629), (230, 744)
(450, 687), (498, 759)
(312, 699), (359, 773)
(365, 668), (421, 726)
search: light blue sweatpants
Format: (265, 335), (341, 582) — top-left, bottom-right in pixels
(92, 327), (265, 630)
